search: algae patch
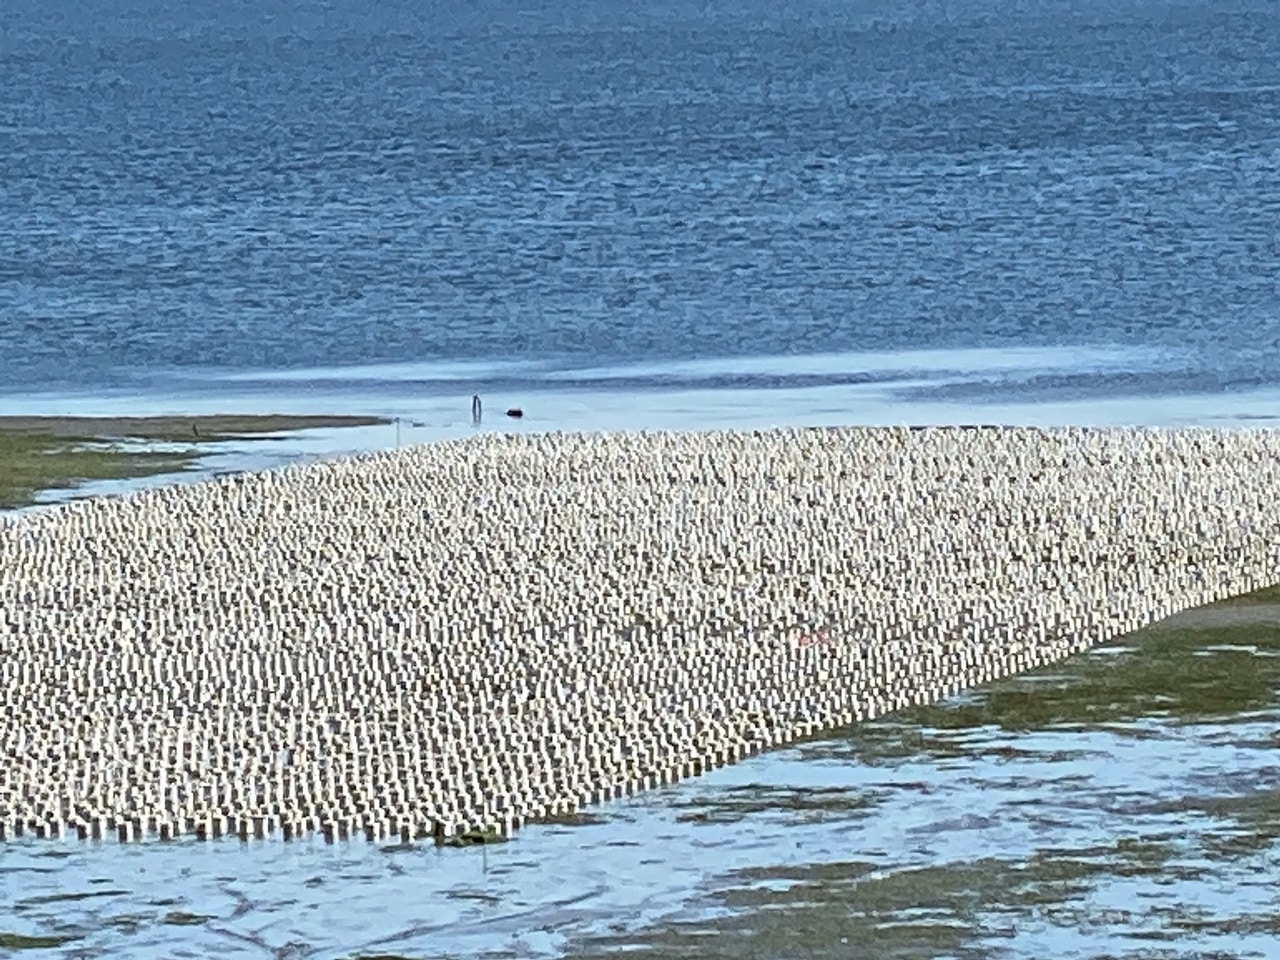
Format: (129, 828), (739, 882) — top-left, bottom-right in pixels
(0, 414), (389, 510)
(161, 911), (214, 926)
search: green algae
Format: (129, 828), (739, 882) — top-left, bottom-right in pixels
(160, 911), (213, 926)
(672, 784), (886, 826)
(16, 890), (128, 910)
(102, 913), (150, 934)
(820, 587), (1280, 767)
(440, 826), (508, 847)
(0, 432), (191, 511)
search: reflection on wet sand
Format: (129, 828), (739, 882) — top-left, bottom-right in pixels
(565, 587), (1280, 960)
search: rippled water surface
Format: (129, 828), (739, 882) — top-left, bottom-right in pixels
(2, 0), (1278, 406)
(2, 590), (1277, 958)
(3, 0), (1279, 955)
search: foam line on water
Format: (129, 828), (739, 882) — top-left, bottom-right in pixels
(201, 358), (557, 384)
(540, 344), (1171, 383)
(107, 345), (1180, 392)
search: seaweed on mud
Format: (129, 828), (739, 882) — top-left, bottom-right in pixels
(560, 843), (1243, 959)
(540, 810), (609, 828)
(160, 911), (214, 926)
(0, 932), (82, 949)
(1152, 787), (1280, 860)
(814, 587), (1280, 767)
(101, 912), (151, 934)
(439, 826), (508, 847)
(443, 888), (503, 905)
(16, 890), (129, 910)
(672, 785), (886, 825)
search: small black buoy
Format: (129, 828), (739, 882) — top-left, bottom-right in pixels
(505, 408), (524, 419)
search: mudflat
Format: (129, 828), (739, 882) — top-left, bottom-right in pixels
(0, 414), (389, 510)
(0, 414), (387, 442)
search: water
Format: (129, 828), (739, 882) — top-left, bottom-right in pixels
(2, 0), (1278, 411)
(2, 590), (1277, 959)
(3, 2), (1280, 955)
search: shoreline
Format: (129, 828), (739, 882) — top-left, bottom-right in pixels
(6, 372), (1280, 513)
(0, 414), (390, 512)
(0, 413), (388, 441)
(3, 425), (1280, 844)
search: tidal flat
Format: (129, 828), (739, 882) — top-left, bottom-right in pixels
(0, 415), (386, 510)
(562, 587), (1280, 960)
(0, 588), (1275, 959)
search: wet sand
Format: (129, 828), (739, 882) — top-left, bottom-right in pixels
(0, 414), (389, 511)
(0, 414), (388, 441)
(561, 585), (1280, 959)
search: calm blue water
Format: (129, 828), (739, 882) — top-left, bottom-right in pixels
(2, 0), (1278, 407)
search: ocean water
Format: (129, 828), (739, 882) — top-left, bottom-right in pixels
(2, 0), (1278, 414)
(4, 3), (1280, 958)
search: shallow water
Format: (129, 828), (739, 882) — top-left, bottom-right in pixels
(18, 348), (1280, 518)
(2, 591), (1276, 959)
